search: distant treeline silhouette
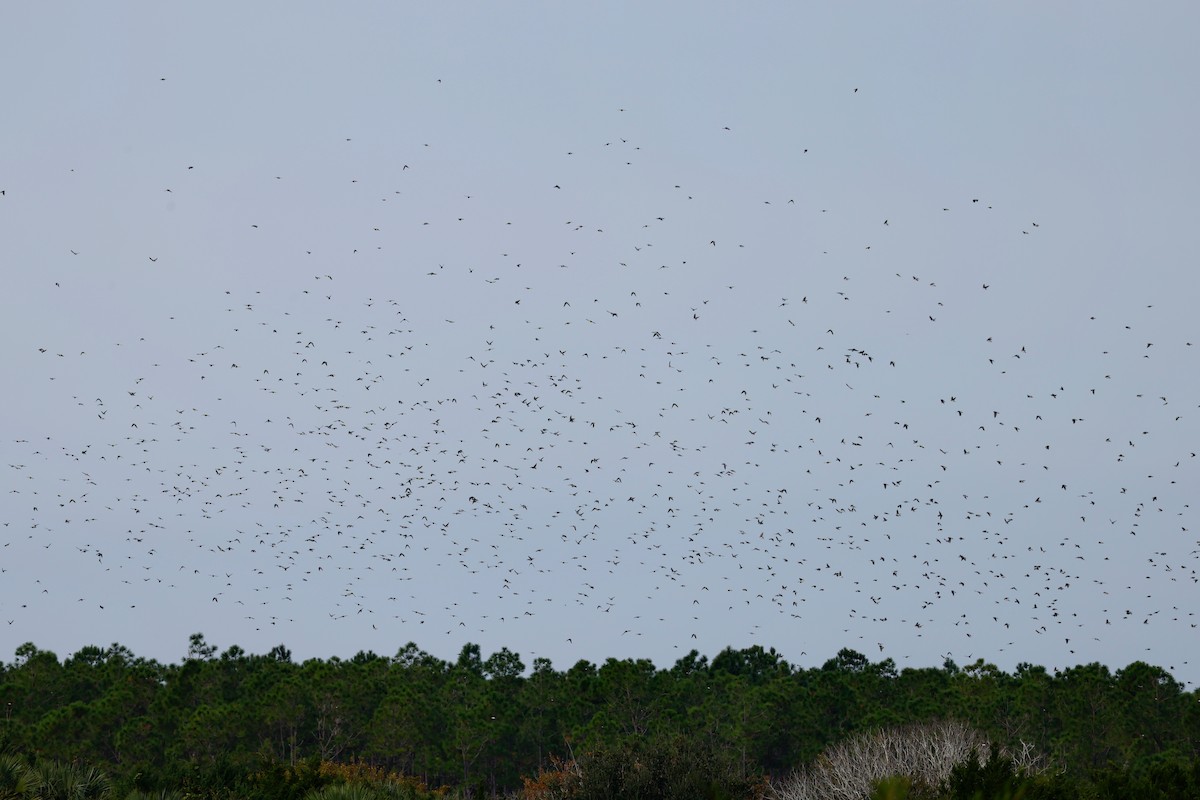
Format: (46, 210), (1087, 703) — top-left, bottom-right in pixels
(1, 636), (1198, 799)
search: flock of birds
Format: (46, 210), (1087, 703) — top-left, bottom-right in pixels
(2, 87), (1197, 681)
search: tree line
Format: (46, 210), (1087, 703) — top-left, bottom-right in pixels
(1, 636), (1198, 799)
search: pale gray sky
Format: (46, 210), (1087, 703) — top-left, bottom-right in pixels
(3, 2), (1198, 682)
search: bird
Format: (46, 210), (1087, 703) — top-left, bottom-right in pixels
(8, 60), (1194, 693)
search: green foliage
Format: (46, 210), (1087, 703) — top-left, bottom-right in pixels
(24, 762), (111, 800)
(2, 637), (1198, 799)
(305, 781), (440, 800)
(240, 757), (330, 800)
(942, 745), (1081, 800)
(870, 776), (920, 800)
(0, 755), (38, 800)
(570, 735), (761, 800)
(945, 746), (1023, 800)
(122, 791), (182, 800)
(1091, 754), (1200, 800)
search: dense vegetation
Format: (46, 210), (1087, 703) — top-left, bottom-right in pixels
(1, 637), (1198, 799)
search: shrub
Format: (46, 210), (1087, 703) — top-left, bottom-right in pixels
(769, 720), (1045, 800)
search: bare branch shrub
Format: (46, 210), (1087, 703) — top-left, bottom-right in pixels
(768, 719), (1045, 800)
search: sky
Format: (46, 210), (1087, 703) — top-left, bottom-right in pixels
(2, 2), (1198, 683)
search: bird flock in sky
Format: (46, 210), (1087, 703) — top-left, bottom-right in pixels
(3, 92), (1197, 679)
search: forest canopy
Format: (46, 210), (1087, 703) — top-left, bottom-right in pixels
(1, 637), (1198, 799)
